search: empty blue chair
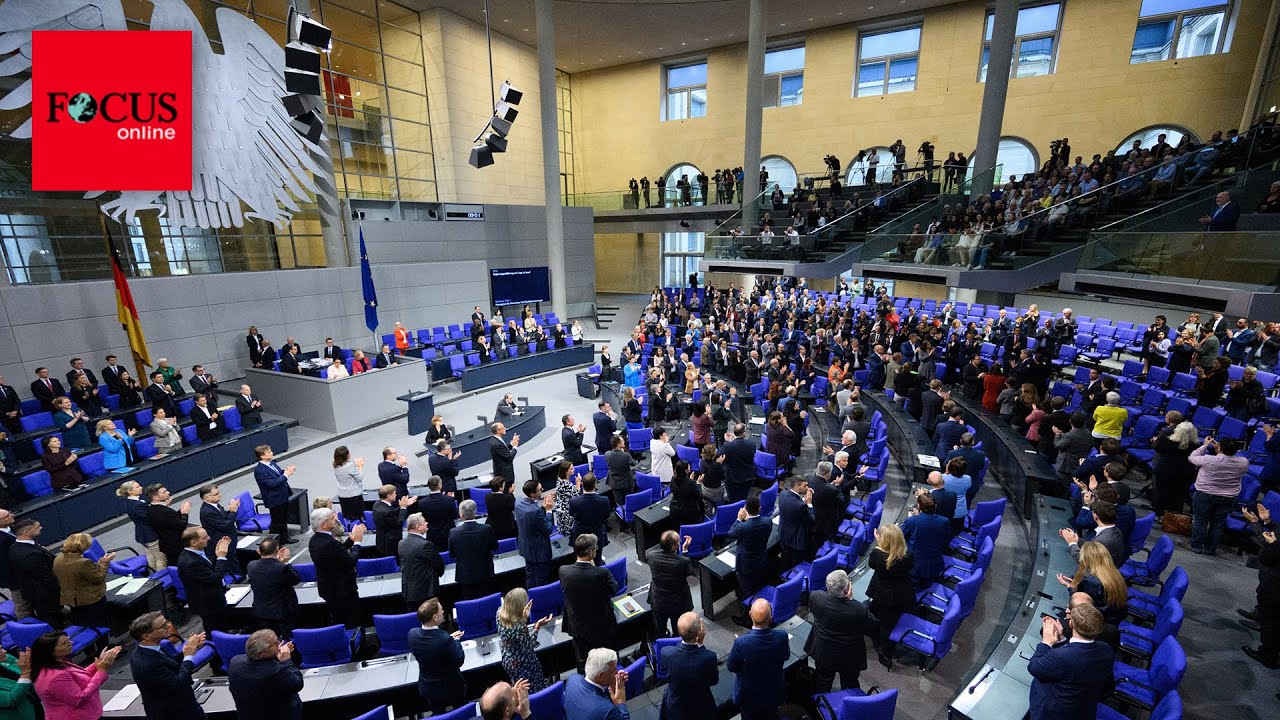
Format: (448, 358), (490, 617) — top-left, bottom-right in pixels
(293, 625), (359, 668)
(21, 470), (52, 497)
(85, 538), (149, 577)
(1121, 534), (1173, 588)
(675, 443), (700, 471)
(814, 687), (898, 720)
(1128, 567), (1188, 622)
(615, 489), (653, 524)
(1119, 598), (1183, 659)
(233, 490), (272, 532)
(680, 519), (715, 559)
(754, 450), (785, 481)
(652, 637), (681, 681)
(181, 424), (199, 445)
(357, 556), (398, 577)
(221, 406), (242, 431)
(918, 568), (984, 620)
(605, 555), (628, 596)
(759, 484), (779, 517)
(496, 537), (518, 555)
(210, 630), (251, 673)
(19, 412), (53, 432)
(847, 484), (887, 520)
(783, 547), (839, 592)
(1097, 691), (1181, 720)
(373, 612), (418, 656)
(745, 573), (804, 623)
(622, 655), (646, 702)
(528, 681), (566, 720)
(1128, 513), (1156, 557)
(628, 427), (652, 454)
(77, 451), (106, 479)
(5, 619), (104, 653)
(713, 500), (746, 537)
(455, 593), (502, 636)
(528, 581), (565, 619)
(636, 472), (664, 501)
(963, 498), (1007, 534)
(592, 454), (609, 478)
(450, 355), (466, 378)
(430, 704), (478, 720)
(888, 593), (962, 669)
(293, 563), (317, 582)
(1112, 636), (1186, 709)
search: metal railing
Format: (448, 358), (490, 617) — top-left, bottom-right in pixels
(1075, 231), (1280, 289)
(867, 165), (1001, 238)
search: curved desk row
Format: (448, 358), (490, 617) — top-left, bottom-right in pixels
(457, 344), (595, 391)
(12, 420), (290, 544)
(103, 595), (654, 719)
(414, 406), (547, 476)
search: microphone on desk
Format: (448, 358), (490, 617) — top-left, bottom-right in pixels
(968, 666), (996, 693)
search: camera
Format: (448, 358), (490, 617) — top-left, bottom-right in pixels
(918, 141), (934, 154)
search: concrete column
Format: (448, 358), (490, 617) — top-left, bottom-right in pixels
(970, 0), (1017, 196)
(741, 0), (767, 231)
(1241, 0), (1280, 129)
(536, 0), (568, 318)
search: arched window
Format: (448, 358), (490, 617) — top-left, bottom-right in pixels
(760, 155), (798, 194)
(846, 146), (894, 186)
(663, 163), (703, 205)
(1115, 125), (1198, 155)
(966, 138), (1039, 185)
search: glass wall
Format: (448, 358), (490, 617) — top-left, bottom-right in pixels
(854, 26), (922, 97)
(662, 231), (705, 287)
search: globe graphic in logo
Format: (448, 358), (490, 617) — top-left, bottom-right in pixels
(67, 93), (97, 123)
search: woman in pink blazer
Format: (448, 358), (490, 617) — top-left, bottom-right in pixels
(29, 631), (121, 720)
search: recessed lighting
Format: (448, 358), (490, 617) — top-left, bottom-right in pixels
(681, 42), (687, 46)
(503, 19), (509, 23)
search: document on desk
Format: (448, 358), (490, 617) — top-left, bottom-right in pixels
(749, 416), (766, 425)
(119, 578), (148, 595)
(105, 576), (131, 591)
(103, 684), (141, 711)
(716, 550), (736, 566)
(917, 454), (941, 468)
(237, 535), (259, 549)
(613, 594), (644, 618)
(225, 587), (250, 605)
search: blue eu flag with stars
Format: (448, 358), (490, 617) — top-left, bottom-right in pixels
(360, 227), (379, 333)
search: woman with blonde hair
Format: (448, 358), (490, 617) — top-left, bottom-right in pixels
(1057, 540), (1128, 624)
(496, 587), (553, 692)
(117, 480), (163, 570)
(96, 419), (136, 470)
(867, 524), (915, 668)
(426, 415), (453, 444)
(53, 533), (112, 629)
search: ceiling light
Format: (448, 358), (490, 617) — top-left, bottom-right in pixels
(355, 91), (360, 97)
(681, 42), (687, 46)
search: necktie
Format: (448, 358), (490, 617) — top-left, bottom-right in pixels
(45, 379), (51, 390)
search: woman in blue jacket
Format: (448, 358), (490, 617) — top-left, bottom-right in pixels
(96, 420), (136, 470)
(901, 492), (951, 588)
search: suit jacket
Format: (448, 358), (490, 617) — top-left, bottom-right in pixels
(931, 488), (958, 521)
(516, 496), (554, 564)
(1071, 526), (1128, 569)
(419, 493), (457, 550)
(0, 652), (38, 720)
(130, 646), (205, 720)
(810, 477), (844, 542)
(569, 493), (612, 547)
(0, 530), (16, 589)
(644, 546), (693, 616)
(448, 521), (497, 584)
(564, 674), (630, 720)
(902, 513), (951, 580)
(246, 557), (299, 624)
(726, 627), (789, 711)
(309, 531), (360, 606)
(372, 501), (408, 557)
(1028, 640), (1116, 720)
(177, 549), (231, 618)
(30, 377), (66, 411)
(9, 541), (59, 613)
(562, 426), (587, 465)
(253, 461), (293, 508)
(921, 390), (945, 430)
(228, 655), (303, 720)
(235, 394), (263, 426)
(65, 368), (98, 393)
(398, 533), (444, 607)
(777, 489), (814, 552)
(560, 561), (618, 644)
(719, 438), (757, 490)
(374, 352), (397, 368)
(605, 450), (636, 496)
(728, 515), (772, 587)
(408, 627), (465, 709)
(1206, 200), (1241, 231)
(189, 374), (218, 402)
(934, 420), (967, 460)
(496, 400), (519, 417)
(199, 502), (239, 555)
(145, 383), (177, 418)
(485, 491), (518, 539)
(592, 412), (618, 456)
(661, 643), (718, 720)
(246, 333), (264, 361)
(321, 344), (343, 361)
(101, 365), (127, 394)
(378, 461), (411, 497)
(427, 453), (460, 494)
(189, 405), (226, 441)
(257, 346), (277, 368)
(805, 590), (878, 671)
(490, 435), (517, 483)
(147, 503), (189, 565)
(278, 353), (300, 374)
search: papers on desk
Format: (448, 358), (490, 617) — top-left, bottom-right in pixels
(149, 453), (168, 460)
(225, 586), (250, 605)
(749, 416), (766, 425)
(105, 576), (131, 591)
(237, 536), (259, 549)
(613, 594), (644, 618)
(112, 577), (148, 596)
(103, 684), (141, 712)
(461, 640), (478, 649)
(917, 454), (941, 468)
(475, 474), (493, 483)
(716, 550), (736, 566)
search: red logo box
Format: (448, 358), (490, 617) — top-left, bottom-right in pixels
(32, 30), (192, 192)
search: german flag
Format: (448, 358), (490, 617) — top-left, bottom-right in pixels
(102, 215), (151, 369)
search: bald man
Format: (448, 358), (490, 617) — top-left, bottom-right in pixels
(478, 678), (530, 720)
(661, 612), (718, 720)
(727, 599), (790, 720)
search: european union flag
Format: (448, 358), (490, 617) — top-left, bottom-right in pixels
(359, 227), (379, 333)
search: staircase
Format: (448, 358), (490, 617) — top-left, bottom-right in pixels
(595, 303), (619, 330)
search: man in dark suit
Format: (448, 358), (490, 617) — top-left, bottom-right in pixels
(449, 499), (498, 599)
(198, 485), (241, 574)
(934, 409), (968, 461)
(309, 507), (366, 627)
(8, 518), (61, 625)
(320, 337), (343, 361)
(256, 339), (276, 369)
(564, 648), (631, 719)
(399, 513), (444, 612)
(427, 440), (462, 495)
(129, 611), (208, 719)
(0, 376), (22, 436)
(944, 434), (987, 486)
(64, 357), (98, 393)
(228, 629), (303, 720)
(661, 612), (719, 720)
(177, 527), (233, 634)
(419, 476), (457, 551)
(0, 510), (18, 613)
(188, 394), (226, 442)
(810, 462), (845, 547)
(188, 365), (219, 403)
(484, 476), (518, 539)
(409, 598), (467, 714)
(374, 343), (398, 368)
(101, 354), (127, 395)
(920, 380), (947, 431)
(29, 367), (65, 412)
(719, 424), (758, 503)
(146, 484), (191, 567)
(1027, 605), (1115, 720)
(560, 534), (618, 671)
(569, 474), (612, 564)
(778, 475), (815, 567)
(278, 347), (300, 374)
(372, 484), (417, 558)
(253, 444), (296, 543)
(807, 568), (879, 693)
(645, 530), (694, 637)
(1200, 190), (1241, 232)
(604, 435), (637, 508)
(561, 414), (588, 465)
(246, 537), (299, 636)
(377, 446), (412, 499)
(236, 384), (264, 427)
(728, 495), (772, 626)
(489, 422), (520, 484)
(1062, 501), (1127, 569)
(727, 598), (790, 720)
(924, 472), (958, 526)
(592, 401), (618, 457)
(516, 480), (557, 587)
(145, 371), (178, 418)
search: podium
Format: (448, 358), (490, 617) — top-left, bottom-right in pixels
(576, 372), (599, 399)
(397, 391), (435, 436)
(530, 453), (566, 488)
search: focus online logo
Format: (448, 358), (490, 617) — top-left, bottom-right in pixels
(46, 91), (181, 139)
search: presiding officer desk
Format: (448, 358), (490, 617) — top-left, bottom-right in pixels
(408, 341), (595, 392)
(245, 356), (429, 434)
(103, 595), (654, 719)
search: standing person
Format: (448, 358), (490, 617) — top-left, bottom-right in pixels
(569, 474), (612, 565)
(516, 480), (557, 588)
(399, 513), (444, 612)
(564, 648), (631, 719)
(378, 447), (412, 500)
(497, 588), (553, 693)
(645, 530), (694, 638)
(246, 538), (299, 637)
(718, 424), (758, 503)
(145, 485), (190, 568)
(428, 441), (462, 496)
(227, 630), (303, 720)
(697, 444), (726, 508)
(176, 528), (233, 634)
(372, 485), (418, 558)
(867, 525), (915, 669)
(605, 435), (637, 508)
(490, 423), (521, 486)
(552, 461), (582, 537)
(1188, 436), (1248, 555)
(777, 475), (815, 567)
(197, 485), (240, 574)
(253, 445), (296, 544)
(118, 480), (164, 571)
(901, 493), (950, 589)
(29, 631), (120, 720)
(484, 476), (519, 539)
(559, 534), (618, 672)
(449, 499), (498, 600)
(129, 611), (208, 720)
(727, 599), (790, 720)
(1152, 421), (1196, 518)
(728, 496), (772, 626)
(8, 519), (60, 627)
(0, 645), (37, 720)
(562, 414), (588, 465)
(660, 612), (719, 720)
(308, 508), (367, 628)
(806, 569), (879, 693)
(332, 446), (366, 523)
(1027, 606), (1115, 720)
(593, 400), (619, 455)
(1238, 501), (1280, 669)
(649, 427), (676, 483)
(52, 533), (112, 630)
(409, 598), (466, 715)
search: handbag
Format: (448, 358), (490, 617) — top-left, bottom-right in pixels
(1161, 512), (1192, 536)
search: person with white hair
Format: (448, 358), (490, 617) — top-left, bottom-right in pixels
(1091, 391), (1127, 441)
(806, 569), (879, 693)
(227, 629), (301, 720)
(563, 647), (630, 719)
(307, 506), (366, 628)
(1054, 308), (1077, 346)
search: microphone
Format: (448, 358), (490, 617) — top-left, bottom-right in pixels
(968, 666), (995, 693)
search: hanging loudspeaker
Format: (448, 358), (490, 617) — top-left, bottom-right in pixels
(498, 80), (522, 106)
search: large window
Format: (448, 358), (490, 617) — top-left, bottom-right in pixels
(1130, 0), (1232, 64)
(663, 163), (704, 205)
(979, 3), (1062, 80)
(665, 62), (708, 120)
(764, 46), (805, 107)
(846, 146), (894, 186)
(1115, 126), (1198, 153)
(662, 232), (705, 287)
(966, 138), (1039, 184)
(854, 26), (921, 97)
(761, 156), (799, 194)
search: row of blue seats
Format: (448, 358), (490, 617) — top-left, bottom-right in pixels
(379, 313), (562, 350)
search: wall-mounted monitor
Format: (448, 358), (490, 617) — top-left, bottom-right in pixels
(490, 266), (550, 306)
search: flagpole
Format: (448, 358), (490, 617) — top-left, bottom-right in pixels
(100, 212), (148, 383)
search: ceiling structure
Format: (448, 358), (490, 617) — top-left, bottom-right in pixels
(398, 0), (963, 73)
